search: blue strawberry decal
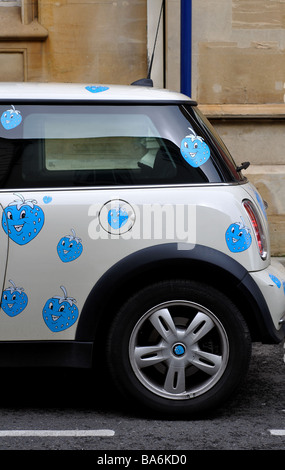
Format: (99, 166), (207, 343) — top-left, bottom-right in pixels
(269, 274), (281, 288)
(57, 228), (83, 263)
(42, 286), (79, 332)
(2, 193), (45, 245)
(225, 217), (252, 253)
(180, 129), (210, 168)
(85, 85), (109, 93)
(1, 105), (22, 130)
(108, 206), (129, 230)
(1, 280), (28, 317)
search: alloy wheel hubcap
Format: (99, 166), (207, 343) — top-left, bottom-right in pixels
(129, 300), (229, 400)
(172, 343), (186, 357)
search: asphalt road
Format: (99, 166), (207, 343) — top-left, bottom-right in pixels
(0, 341), (283, 455)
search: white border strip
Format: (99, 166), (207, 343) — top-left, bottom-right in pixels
(0, 430), (115, 437)
(270, 430), (285, 436)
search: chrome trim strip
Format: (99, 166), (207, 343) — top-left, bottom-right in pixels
(0, 180), (248, 194)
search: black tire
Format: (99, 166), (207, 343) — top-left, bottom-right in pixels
(107, 280), (252, 417)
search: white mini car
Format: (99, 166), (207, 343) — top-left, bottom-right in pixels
(0, 82), (284, 416)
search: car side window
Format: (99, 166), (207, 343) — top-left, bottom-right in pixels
(0, 103), (233, 189)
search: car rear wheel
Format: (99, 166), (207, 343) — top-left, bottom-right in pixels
(107, 280), (251, 416)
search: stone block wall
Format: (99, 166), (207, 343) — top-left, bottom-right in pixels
(0, 0), (147, 84)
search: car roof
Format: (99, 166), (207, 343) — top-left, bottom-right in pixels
(0, 82), (195, 103)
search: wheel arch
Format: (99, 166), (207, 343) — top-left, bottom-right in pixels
(75, 243), (280, 347)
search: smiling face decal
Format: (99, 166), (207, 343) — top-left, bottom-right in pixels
(2, 193), (45, 245)
(42, 286), (79, 332)
(57, 228), (83, 263)
(1, 280), (28, 317)
(180, 129), (210, 168)
(225, 217), (252, 253)
(1, 105), (22, 130)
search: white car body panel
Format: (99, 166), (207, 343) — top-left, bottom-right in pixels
(0, 182), (283, 340)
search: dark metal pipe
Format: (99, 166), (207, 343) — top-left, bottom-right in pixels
(180, 0), (192, 97)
